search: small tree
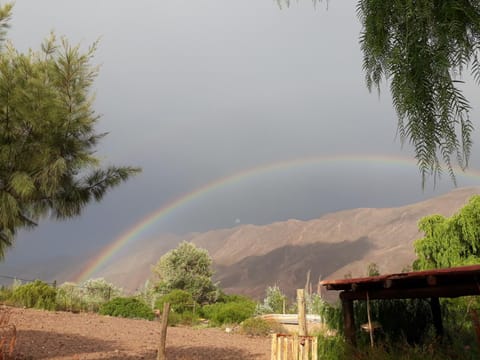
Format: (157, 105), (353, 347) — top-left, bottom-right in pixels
(56, 281), (85, 312)
(256, 285), (287, 314)
(366, 262), (380, 277)
(152, 241), (217, 304)
(80, 278), (122, 311)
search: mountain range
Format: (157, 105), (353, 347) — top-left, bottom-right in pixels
(61, 186), (479, 301)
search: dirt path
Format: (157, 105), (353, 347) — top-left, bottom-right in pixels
(9, 307), (270, 359)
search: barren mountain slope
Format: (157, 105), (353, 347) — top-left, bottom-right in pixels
(82, 187), (479, 298)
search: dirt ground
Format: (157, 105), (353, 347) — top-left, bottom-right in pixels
(8, 307), (271, 360)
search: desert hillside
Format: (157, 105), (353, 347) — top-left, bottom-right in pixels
(74, 187), (479, 299)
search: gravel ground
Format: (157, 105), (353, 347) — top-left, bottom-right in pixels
(8, 307), (270, 359)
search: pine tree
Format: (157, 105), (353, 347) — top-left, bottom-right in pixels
(0, 4), (140, 256)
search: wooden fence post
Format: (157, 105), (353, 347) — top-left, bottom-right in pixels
(271, 333), (277, 360)
(297, 289), (307, 336)
(157, 302), (170, 360)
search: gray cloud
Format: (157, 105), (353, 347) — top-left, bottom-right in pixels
(1, 0), (479, 269)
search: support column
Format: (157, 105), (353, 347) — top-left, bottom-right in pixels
(341, 296), (356, 346)
(430, 297), (444, 337)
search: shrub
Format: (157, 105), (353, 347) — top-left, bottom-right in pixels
(201, 298), (256, 326)
(240, 317), (285, 336)
(99, 297), (154, 320)
(135, 280), (161, 309)
(0, 286), (13, 304)
(316, 334), (349, 360)
(155, 289), (196, 314)
(355, 298), (433, 344)
(165, 311), (199, 326)
(256, 285), (288, 315)
(80, 278), (122, 312)
(11, 280), (56, 310)
(56, 282), (86, 312)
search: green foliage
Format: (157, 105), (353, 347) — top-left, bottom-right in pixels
(0, 4), (140, 255)
(11, 280), (56, 310)
(152, 241), (217, 304)
(0, 285), (12, 304)
(166, 311), (200, 326)
(367, 262), (380, 276)
(80, 278), (122, 312)
(317, 334), (349, 360)
(240, 317), (285, 336)
(201, 297), (256, 326)
(256, 285), (288, 314)
(99, 297), (154, 320)
(316, 334), (479, 360)
(358, 0), (480, 185)
(55, 282), (86, 312)
(355, 299), (433, 344)
(134, 280), (161, 309)
(155, 289), (196, 314)
(309, 294), (343, 331)
(414, 195), (480, 270)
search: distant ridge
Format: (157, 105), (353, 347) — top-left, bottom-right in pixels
(66, 187), (480, 299)
(20, 187), (474, 298)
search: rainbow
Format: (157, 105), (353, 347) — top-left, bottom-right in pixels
(73, 154), (480, 283)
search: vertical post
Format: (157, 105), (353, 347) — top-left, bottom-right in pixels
(341, 297), (356, 346)
(312, 336), (318, 360)
(366, 292), (374, 347)
(282, 336), (288, 360)
(293, 334), (299, 360)
(271, 334), (277, 360)
(157, 302), (170, 360)
(430, 297), (444, 337)
(297, 289), (307, 336)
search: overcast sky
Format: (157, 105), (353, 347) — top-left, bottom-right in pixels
(1, 0), (479, 270)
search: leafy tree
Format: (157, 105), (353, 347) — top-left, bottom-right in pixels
(256, 284), (287, 314)
(414, 195), (480, 270)
(56, 281), (86, 312)
(152, 241), (217, 304)
(366, 262), (380, 276)
(0, 4), (140, 255)
(80, 278), (122, 311)
(135, 279), (161, 309)
(280, 0), (480, 185)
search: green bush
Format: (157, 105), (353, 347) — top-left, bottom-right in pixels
(55, 282), (86, 312)
(201, 298), (256, 325)
(0, 286), (13, 304)
(317, 334), (349, 360)
(11, 280), (56, 310)
(165, 311), (199, 326)
(354, 298), (432, 344)
(99, 297), (154, 320)
(155, 289), (196, 314)
(80, 278), (122, 312)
